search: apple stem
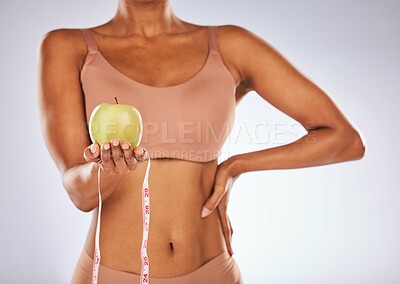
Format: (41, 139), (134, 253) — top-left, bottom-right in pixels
(114, 97), (119, 104)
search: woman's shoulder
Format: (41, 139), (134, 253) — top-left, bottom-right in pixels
(215, 24), (277, 67)
(40, 28), (88, 46)
(216, 24), (264, 46)
(212, 24), (265, 85)
(38, 28), (90, 65)
(213, 24), (269, 61)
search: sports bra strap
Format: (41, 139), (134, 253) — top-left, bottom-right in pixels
(208, 26), (220, 54)
(80, 29), (98, 53)
(81, 27), (216, 54)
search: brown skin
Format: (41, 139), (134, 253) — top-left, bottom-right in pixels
(38, 0), (365, 278)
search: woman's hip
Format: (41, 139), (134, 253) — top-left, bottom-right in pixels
(71, 247), (243, 284)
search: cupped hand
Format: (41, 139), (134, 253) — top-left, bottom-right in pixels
(201, 157), (241, 256)
(83, 137), (148, 175)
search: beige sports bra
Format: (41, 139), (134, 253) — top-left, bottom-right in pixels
(80, 26), (236, 162)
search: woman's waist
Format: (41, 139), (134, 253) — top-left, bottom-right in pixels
(90, 195), (224, 244)
(106, 158), (219, 212)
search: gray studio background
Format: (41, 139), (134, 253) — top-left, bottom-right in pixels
(0, 0), (399, 283)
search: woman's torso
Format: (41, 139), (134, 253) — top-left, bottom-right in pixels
(85, 158), (227, 277)
(78, 23), (239, 277)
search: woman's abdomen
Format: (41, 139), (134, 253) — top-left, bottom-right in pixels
(83, 158), (227, 277)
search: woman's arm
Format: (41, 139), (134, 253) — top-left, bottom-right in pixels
(37, 29), (125, 212)
(201, 25), (366, 244)
(220, 25), (366, 176)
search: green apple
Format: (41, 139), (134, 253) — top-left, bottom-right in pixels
(89, 101), (143, 148)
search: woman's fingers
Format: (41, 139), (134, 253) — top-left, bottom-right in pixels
(87, 139), (148, 175)
(201, 163), (235, 218)
(110, 138), (128, 174)
(201, 184), (225, 218)
(228, 216), (234, 236)
(121, 142), (139, 170)
(83, 143), (100, 163)
(100, 142), (114, 173)
(217, 201), (234, 256)
(133, 146), (147, 162)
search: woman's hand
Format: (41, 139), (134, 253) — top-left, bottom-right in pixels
(201, 157), (241, 256)
(83, 137), (148, 175)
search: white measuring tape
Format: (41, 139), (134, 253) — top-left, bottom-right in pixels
(91, 151), (151, 284)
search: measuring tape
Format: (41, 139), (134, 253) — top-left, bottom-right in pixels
(91, 153), (152, 284)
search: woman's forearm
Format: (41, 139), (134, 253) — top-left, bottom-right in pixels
(230, 127), (365, 176)
(61, 162), (124, 212)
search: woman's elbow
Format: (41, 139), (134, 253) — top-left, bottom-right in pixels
(70, 196), (95, 213)
(341, 127), (366, 161)
(64, 188), (93, 212)
(62, 176), (95, 212)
